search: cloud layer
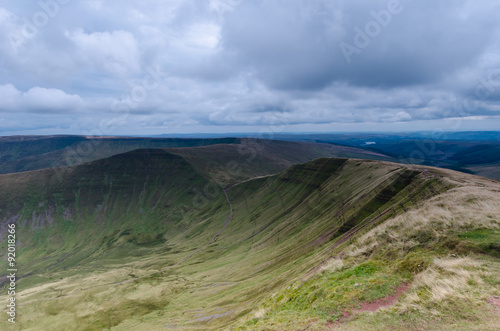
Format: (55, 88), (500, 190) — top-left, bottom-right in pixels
(1, 0), (500, 134)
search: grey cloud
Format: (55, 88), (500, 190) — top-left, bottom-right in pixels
(0, 0), (500, 134)
(218, 0), (499, 90)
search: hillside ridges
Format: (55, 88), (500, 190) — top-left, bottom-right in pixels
(0, 151), (498, 330)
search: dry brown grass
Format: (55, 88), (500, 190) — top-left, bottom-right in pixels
(396, 257), (496, 313)
(348, 185), (500, 259)
(319, 258), (344, 273)
(332, 179), (500, 330)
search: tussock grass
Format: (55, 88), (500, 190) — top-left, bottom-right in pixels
(397, 257), (494, 312)
(319, 258), (344, 273)
(236, 173), (500, 330)
(348, 185), (500, 260)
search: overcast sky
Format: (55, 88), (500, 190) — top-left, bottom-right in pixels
(1, 0), (500, 135)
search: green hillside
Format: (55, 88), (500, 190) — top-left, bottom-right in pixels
(0, 148), (499, 330)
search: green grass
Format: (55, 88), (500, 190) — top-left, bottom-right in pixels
(0, 149), (499, 330)
(254, 260), (409, 323)
(457, 229), (500, 258)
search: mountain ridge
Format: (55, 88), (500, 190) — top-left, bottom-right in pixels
(0, 147), (499, 330)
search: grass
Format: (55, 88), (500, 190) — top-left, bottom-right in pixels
(234, 167), (500, 330)
(250, 260), (409, 325)
(0, 150), (499, 330)
(457, 229), (500, 258)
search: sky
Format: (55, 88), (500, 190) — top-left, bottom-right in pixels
(1, 0), (500, 136)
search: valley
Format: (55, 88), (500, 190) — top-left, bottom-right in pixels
(0, 138), (498, 330)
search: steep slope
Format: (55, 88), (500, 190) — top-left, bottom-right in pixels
(244, 179), (500, 330)
(0, 152), (498, 330)
(0, 149), (211, 281)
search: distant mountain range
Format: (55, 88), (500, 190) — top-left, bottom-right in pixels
(2, 133), (499, 180)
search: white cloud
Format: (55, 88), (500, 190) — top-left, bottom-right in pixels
(66, 29), (140, 76)
(0, 7), (11, 22)
(0, 84), (22, 110)
(23, 87), (84, 113)
(0, 84), (83, 113)
(182, 23), (220, 49)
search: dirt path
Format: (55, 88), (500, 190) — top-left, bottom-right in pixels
(355, 282), (410, 312)
(487, 296), (500, 309)
(330, 282), (410, 327)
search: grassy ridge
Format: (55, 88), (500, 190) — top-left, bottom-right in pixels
(241, 171), (500, 330)
(0, 150), (498, 330)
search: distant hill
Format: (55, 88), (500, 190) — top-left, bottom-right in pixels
(4, 134), (498, 180)
(0, 135), (242, 174)
(265, 133), (500, 181)
(0, 135), (394, 175)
